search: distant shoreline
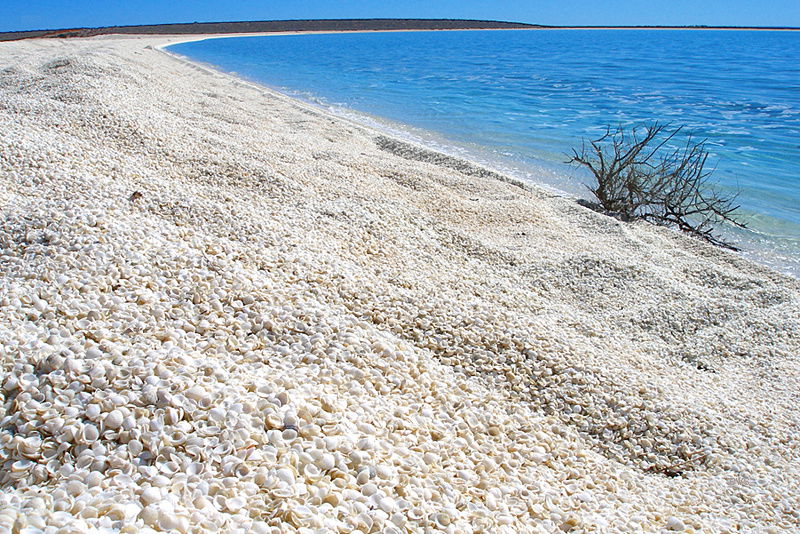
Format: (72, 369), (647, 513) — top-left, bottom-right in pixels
(1, 18), (798, 42)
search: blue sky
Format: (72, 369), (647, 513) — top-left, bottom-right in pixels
(3, 1), (800, 33)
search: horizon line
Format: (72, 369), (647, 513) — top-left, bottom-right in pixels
(1, 18), (798, 39)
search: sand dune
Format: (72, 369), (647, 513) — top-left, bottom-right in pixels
(0, 36), (798, 533)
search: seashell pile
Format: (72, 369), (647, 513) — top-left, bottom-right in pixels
(0, 36), (799, 533)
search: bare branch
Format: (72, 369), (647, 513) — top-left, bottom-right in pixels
(568, 122), (745, 250)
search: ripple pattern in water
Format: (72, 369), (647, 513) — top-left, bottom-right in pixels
(170, 30), (800, 276)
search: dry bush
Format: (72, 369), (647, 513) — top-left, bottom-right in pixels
(570, 123), (745, 250)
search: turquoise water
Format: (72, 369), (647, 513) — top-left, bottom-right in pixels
(169, 30), (800, 276)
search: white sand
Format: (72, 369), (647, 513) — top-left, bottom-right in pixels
(0, 36), (798, 533)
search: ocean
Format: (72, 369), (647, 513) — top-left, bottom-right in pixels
(168, 30), (800, 276)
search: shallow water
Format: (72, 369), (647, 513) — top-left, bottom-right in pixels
(169, 30), (800, 276)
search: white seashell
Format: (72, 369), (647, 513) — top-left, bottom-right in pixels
(141, 487), (161, 506)
(349, 451), (365, 468)
(666, 517), (686, 531)
(151, 475), (170, 487)
(266, 430), (283, 447)
(157, 506), (178, 531)
(434, 513), (451, 528)
(10, 459), (34, 476)
(76, 454), (94, 470)
(81, 424), (100, 444)
(186, 462), (204, 476)
(2, 375), (19, 392)
(85, 471), (103, 488)
(378, 497), (396, 513)
(289, 505), (314, 526)
(408, 508), (424, 521)
(272, 485), (294, 498)
(208, 408), (225, 424)
(183, 386), (207, 402)
(356, 512), (374, 532)
(65, 480), (85, 497)
(361, 483), (378, 497)
(165, 407), (182, 425)
(356, 469), (370, 485)
(81, 505), (100, 519)
(128, 439), (144, 456)
(283, 410), (299, 427)
(302, 463), (322, 482)
(225, 496), (246, 513)
(86, 404), (102, 420)
(193, 495), (211, 510)
(165, 430), (187, 446)
(356, 437), (374, 450)
(18, 436), (42, 458)
(139, 505), (158, 527)
(18, 373), (39, 390)
(104, 410), (124, 430)
(320, 453), (335, 471)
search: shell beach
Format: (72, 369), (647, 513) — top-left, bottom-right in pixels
(0, 36), (799, 533)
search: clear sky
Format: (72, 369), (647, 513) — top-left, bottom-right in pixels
(2, 0), (800, 33)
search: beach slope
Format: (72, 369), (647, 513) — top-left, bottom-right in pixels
(0, 37), (799, 532)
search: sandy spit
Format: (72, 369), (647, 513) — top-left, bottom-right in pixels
(0, 36), (798, 533)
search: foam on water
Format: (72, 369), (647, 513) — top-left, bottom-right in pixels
(169, 29), (800, 277)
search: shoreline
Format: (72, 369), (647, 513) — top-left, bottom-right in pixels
(1, 35), (799, 532)
(159, 36), (575, 198)
(163, 32), (800, 279)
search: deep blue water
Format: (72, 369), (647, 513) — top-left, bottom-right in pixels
(169, 30), (800, 276)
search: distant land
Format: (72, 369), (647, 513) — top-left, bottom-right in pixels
(0, 19), (535, 41)
(1, 18), (798, 42)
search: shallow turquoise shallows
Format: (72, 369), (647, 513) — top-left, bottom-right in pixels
(169, 30), (800, 276)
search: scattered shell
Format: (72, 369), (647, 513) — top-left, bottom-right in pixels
(0, 34), (796, 534)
